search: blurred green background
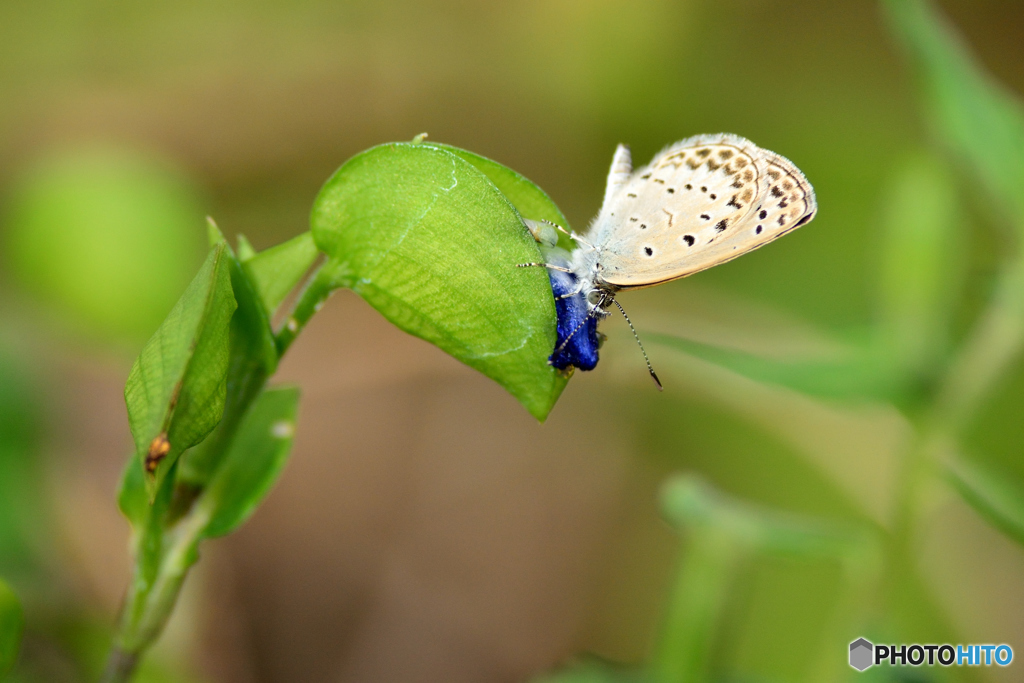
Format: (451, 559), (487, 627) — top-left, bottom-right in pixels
(1, 0), (1023, 681)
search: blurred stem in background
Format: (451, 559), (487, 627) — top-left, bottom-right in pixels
(652, 477), (879, 683)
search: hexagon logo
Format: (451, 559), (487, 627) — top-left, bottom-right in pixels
(849, 638), (873, 671)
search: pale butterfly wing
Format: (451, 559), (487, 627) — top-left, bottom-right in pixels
(589, 133), (817, 289)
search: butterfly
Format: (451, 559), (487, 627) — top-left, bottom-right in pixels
(522, 133), (817, 388)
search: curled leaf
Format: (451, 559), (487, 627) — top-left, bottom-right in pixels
(311, 142), (567, 420)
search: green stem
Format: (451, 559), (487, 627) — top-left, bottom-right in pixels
(879, 256), (1024, 637)
(932, 258), (1024, 438)
(274, 264), (336, 357)
(101, 254), (338, 683)
(101, 509), (209, 683)
(650, 528), (744, 683)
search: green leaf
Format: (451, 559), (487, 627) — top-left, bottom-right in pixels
(876, 152), (962, 381)
(424, 142), (572, 229)
(124, 243), (237, 496)
(176, 222), (279, 489)
(648, 330), (902, 401)
(311, 142), (567, 420)
(242, 231), (320, 317)
(235, 233), (257, 262)
(0, 578), (23, 677)
(884, 0), (1024, 231)
(944, 453), (1024, 547)
(198, 386), (299, 538)
(117, 455), (150, 531)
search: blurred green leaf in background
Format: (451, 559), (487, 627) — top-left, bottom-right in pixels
(1, 146), (205, 343)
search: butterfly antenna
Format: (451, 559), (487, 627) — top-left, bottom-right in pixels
(610, 298), (662, 391)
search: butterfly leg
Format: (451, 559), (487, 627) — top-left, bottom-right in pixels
(540, 219), (597, 250)
(516, 262), (574, 273)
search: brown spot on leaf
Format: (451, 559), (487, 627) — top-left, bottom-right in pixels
(145, 433), (171, 474)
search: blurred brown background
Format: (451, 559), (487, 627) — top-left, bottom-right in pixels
(2, 1), (1024, 682)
